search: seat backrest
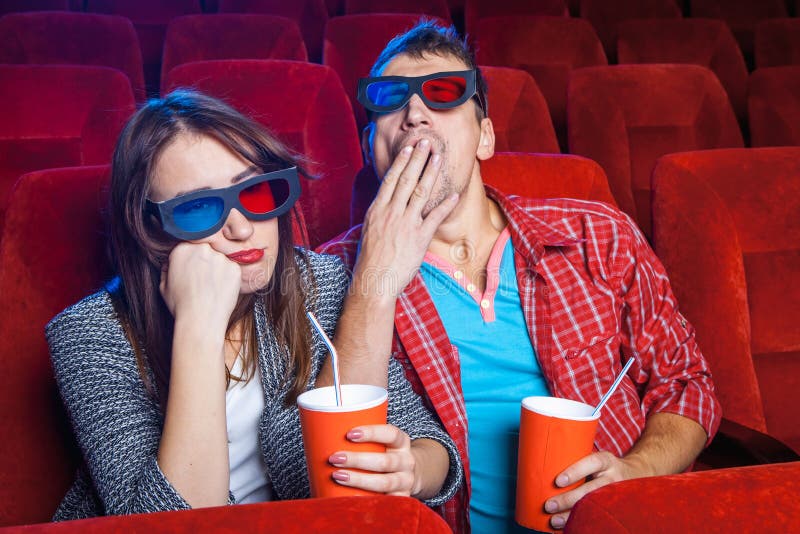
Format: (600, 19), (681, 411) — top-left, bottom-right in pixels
(0, 165), (113, 527)
(617, 18), (748, 123)
(755, 19), (800, 69)
(163, 59), (361, 247)
(567, 64), (743, 240)
(322, 13), (449, 133)
(652, 147), (800, 452)
(579, 0), (682, 62)
(0, 11), (146, 101)
(0, 0), (67, 15)
(218, 0), (328, 62)
(464, 0), (568, 38)
(475, 15), (606, 151)
(344, 0), (451, 21)
(0, 65), (135, 233)
(748, 66), (800, 147)
(161, 14), (307, 93)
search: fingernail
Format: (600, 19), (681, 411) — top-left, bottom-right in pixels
(347, 429), (364, 440)
(402, 146), (413, 154)
(551, 516), (565, 529)
(556, 474), (569, 487)
(328, 453), (347, 465)
(419, 139), (430, 147)
(545, 500), (558, 513)
(431, 154), (441, 165)
(332, 471), (349, 482)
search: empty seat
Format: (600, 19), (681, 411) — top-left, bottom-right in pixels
(0, 11), (146, 101)
(161, 14), (307, 93)
(0, 65), (135, 234)
(652, 147), (800, 453)
(748, 66), (800, 147)
(580, 0), (682, 62)
(617, 18), (748, 123)
(567, 64), (743, 240)
(464, 0), (568, 37)
(163, 60), (361, 247)
(476, 15), (606, 151)
(755, 19), (800, 68)
(218, 0), (328, 62)
(344, 0), (451, 21)
(0, 0), (67, 15)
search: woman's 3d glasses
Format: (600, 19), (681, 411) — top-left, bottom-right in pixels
(145, 166), (300, 241)
(357, 69), (486, 115)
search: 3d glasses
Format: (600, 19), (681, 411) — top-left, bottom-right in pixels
(357, 69), (485, 115)
(145, 166), (300, 241)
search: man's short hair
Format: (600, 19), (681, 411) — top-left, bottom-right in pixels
(369, 20), (488, 121)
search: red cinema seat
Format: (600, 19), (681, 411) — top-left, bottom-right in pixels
(464, 0), (568, 38)
(617, 18), (748, 124)
(161, 14), (307, 93)
(567, 64), (743, 240)
(218, 0), (328, 62)
(579, 0), (682, 62)
(0, 0), (67, 15)
(344, 0), (451, 21)
(755, 19), (800, 68)
(163, 60), (361, 247)
(565, 462), (800, 533)
(0, 65), (135, 235)
(0, 11), (146, 101)
(652, 147), (800, 454)
(85, 0), (202, 96)
(475, 15), (606, 151)
(749, 66), (800, 147)
(323, 13), (449, 133)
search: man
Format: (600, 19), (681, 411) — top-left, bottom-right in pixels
(317, 22), (720, 534)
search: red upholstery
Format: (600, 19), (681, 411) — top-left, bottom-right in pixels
(218, 0), (328, 62)
(0, 0), (67, 15)
(0, 11), (146, 101)
(565, 462), (800, 533)
(464, 0), (568, 38)
(652, 147), (800, 452)
(690, 0), (788, 66)
(0, 496), (450, 532)
(0, 166), (113, 527)
(579, 0), (682, 62)
(567, 64), (743, 240)
(85, 0), (202, 95)
(164, 60), (361, 247)
(755, 19), (800, 68)
(161, 14), (307, 93)
(322, 13), (449, 133)
(475, 15), (606, 151)
(617, 18), (748, 124)
(0, 65), (135, 235)
(344, 0), (451, 21)
(748, 66), (800, 147)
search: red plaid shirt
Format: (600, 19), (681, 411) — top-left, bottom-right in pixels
(318, 186), (721, 533)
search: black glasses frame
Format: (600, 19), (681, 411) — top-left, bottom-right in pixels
(357, 69), (485, 115)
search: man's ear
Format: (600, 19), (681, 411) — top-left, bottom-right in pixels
(477, 117), (495, 161)
(361, 122), (374, 165)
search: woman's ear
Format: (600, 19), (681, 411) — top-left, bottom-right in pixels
(477, 117), (495, 161)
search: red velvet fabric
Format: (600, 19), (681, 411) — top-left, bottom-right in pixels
(567, 64), (743, 240)
(163, 59), (361, 247)
(0, 65), (135, 235)
(464, 0), (568, 38)
(344, 0), (451, 21)
(161, 14), (308, 93)
(322, 13), (449, 133)
(0, 12), (146, 101)
(475, 15), (607, 151)
(652, 147), (800, 452)
(755, 19), (800, 68)
(0, 0), (67, 15)
(0, 496), (450, 532)
(565, 462), (800, 533)
(617, 18), (748, 124)
(749, 66), (800, 147)
(218, 0), (328, 62)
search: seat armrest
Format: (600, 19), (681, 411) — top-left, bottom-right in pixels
(696, 417), (800, 469)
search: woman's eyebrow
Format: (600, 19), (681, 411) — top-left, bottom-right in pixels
(231, 165), (260, 184)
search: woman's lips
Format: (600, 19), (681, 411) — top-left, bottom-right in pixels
(226, 249), (264, 265)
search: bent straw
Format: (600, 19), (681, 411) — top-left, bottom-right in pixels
(306, 311), (343, 406)
(592, 357), (635, 417)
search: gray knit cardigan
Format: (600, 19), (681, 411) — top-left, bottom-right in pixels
(46, 250), (462, 520)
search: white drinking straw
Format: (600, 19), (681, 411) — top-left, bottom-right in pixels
(306, 311), (343, 406)
(592, 357), (635, 417)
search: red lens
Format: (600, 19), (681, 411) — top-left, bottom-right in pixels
(421, 76), (467, 103)
(239, 180), (276, 213)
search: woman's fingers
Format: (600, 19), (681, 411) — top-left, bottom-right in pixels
(330, 468), (414, 496)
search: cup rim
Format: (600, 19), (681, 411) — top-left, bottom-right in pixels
(521, 395), (600, 421)
(297, 384), (388, 413)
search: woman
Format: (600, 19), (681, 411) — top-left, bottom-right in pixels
(46, 90), (461, 519)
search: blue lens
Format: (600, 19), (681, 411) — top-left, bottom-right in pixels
(172, 196), (224, 232)
(366, 81), (409, 108)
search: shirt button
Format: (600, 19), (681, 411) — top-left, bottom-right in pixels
(467, 283), (476, 292)
(480, 299), (490, 309)
(454, 270), (463, 280)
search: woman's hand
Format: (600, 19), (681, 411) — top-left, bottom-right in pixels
(327, 425), (449, 500)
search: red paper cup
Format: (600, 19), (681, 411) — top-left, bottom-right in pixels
(515, 396), (600, 532)
(297, 384), (388, 498)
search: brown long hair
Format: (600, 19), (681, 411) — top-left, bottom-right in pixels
(107, 89), (314, 411)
